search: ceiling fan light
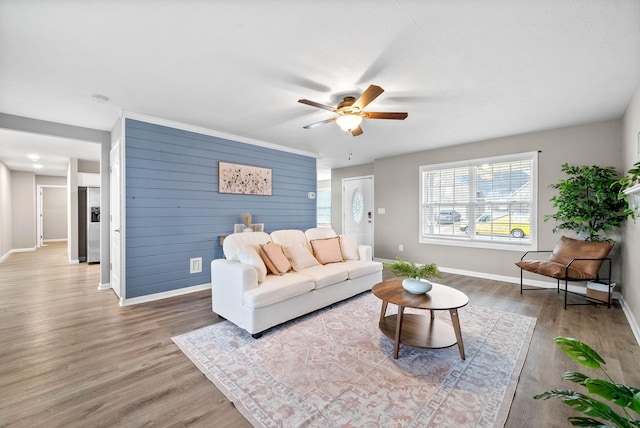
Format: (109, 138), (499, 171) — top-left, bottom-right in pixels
(336, 114), (362, 132)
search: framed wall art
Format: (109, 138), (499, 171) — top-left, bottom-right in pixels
(218, 161), (272, 195)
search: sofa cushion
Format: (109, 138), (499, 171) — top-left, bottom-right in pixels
(336, 260), (383, 279)
(283, 245), (320, 272)
(339, 234), (359, 260)
(270, 229), (309, 249)
(223, 231), (271, 260)
(296, 264), (348, 289)
(236, 244), (267, 282)
(243, 273), (315, 309)
(305, 227), (338, 241)
(310, 237), (344, 264)
(258, 242), (291, 275)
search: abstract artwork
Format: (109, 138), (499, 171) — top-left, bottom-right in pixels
(218, 162), (272, 195)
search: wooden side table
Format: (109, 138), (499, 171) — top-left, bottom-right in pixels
(372, 280), (469, 359)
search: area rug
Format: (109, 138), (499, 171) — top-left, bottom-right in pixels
(172, 292), (536, 427)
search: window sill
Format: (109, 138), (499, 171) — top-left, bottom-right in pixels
(419, 235), (536, 252)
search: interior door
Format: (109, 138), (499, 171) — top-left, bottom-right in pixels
(109, 142), (122, 299)
(342, 176), (374, 249)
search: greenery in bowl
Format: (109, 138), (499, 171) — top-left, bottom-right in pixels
(534, 336), (640, 427)
(383, 257), (442, 279)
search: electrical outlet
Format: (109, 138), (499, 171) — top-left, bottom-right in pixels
(399, 244), (404, 252)
(190, 257), (202, 274)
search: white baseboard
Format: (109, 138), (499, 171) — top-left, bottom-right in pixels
(619, 295), (640, 346)
(43, 239), (66, 243)
(119, 283), (211, 306)
(0, 247), (36, 263)
(97, 282), (111, 291)
(11, 247), (37, 253)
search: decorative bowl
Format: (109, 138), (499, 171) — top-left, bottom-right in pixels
(401, 277), (433, 294)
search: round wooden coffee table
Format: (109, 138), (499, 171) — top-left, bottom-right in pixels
(372, 280), (469, 359)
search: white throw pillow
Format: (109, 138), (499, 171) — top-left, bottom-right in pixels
(236, 244), (267, 282)
(283, 245), (320, 272)
(339, 234), (359, 260)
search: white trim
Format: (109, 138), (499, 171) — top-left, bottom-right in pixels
(619, 294), (640, 346)
(97, 281), (111, 291)
(0, 248), (36, 263)
(119, 283), (211, 306)
(12, 247), (37, 253)
(43, 238), (66, 243)
(68, 258), (79, 264)
(121, 111), (318, 159)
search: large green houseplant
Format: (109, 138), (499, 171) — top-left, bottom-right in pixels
(534, 337), (640, 427)
(544, 163), (630, 241)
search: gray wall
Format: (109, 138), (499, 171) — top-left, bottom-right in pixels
(332, 119), (624, 281)
(42, 186), (67, 240)
(622, 84), (640, 334)
(0, 160), (11, 260)
(10, 171), (36, 249)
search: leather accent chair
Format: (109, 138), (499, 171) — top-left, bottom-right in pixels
(516, 236), (613, 309)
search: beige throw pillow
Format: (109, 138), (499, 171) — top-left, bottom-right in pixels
(283, 245), (320, 272)
(310, 237), (344, 264)
(339, 234), (359, 260)
(258, 242), (291, 275)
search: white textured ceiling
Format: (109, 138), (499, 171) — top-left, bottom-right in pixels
(1, 1), (639, 178)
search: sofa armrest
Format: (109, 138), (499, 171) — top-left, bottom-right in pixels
(211, 259), (258, 316)
(358, 244), (373, 261)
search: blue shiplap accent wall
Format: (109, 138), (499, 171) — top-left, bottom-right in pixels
(124, 119), (317, 298)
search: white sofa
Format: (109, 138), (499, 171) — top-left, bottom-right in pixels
(211, 228), (382, 337)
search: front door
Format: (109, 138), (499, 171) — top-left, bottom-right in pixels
(342, 176), (374, 249)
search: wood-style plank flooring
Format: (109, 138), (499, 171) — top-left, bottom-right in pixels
(1, 241), (639, 427)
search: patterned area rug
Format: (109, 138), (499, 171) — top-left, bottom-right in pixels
(172, 292), (536, 427)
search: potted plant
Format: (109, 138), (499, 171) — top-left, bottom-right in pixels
(534, 336), (640, 427)
(544, 163), (630, 241)
(383, 257), (442, 294)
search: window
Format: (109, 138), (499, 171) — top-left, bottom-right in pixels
(316, 188), (331, 228)
(419, 152), (537, 251)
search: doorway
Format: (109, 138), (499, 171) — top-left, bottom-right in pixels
(37, 185), (67, 247)
(342, 176), (374, 249)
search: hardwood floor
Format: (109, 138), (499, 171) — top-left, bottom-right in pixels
(1, 242), (639, 427)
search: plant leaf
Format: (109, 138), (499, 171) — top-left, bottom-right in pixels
(563, 371), (590, 385)
(567, 416), (615, 427)
(554, 337), (606, 369)
(534, 390), (633, 427)
(585, 379), (640, 409)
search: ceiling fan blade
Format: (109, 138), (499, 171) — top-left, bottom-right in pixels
(298, 99), (337, 112)
(351, 126), (363, 136)
(303, 117), (337, 129)
(352, 85), (384, 110)
(364, 112), (408, 120)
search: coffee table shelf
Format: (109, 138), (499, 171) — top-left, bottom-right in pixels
(372, 279), (469, 359)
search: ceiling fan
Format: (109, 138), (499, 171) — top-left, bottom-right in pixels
(298, 84), (408, 136)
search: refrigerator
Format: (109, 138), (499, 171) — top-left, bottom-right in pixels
(82, 187), (100, 264)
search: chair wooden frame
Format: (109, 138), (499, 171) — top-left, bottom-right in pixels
(519, 249), (612, 309)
